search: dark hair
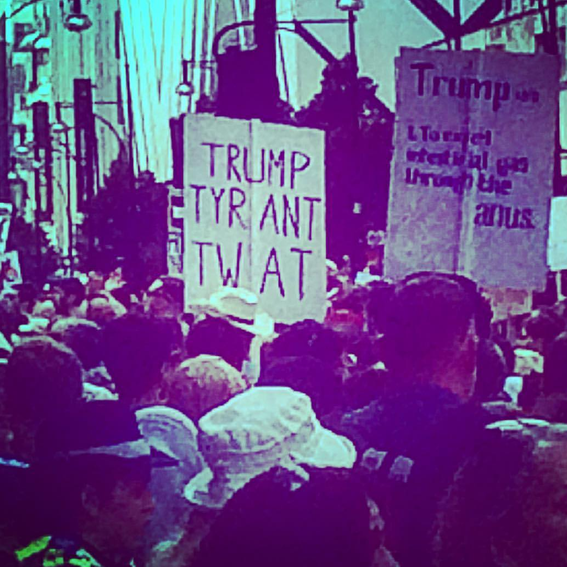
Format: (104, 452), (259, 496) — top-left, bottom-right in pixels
(0, 297), (26, 337)
(4, 337), (83, 423)
(524, 307), (565, 345)
(383, 273), (477, 374)
(185, 317), (253, 371)
(193, 466), (377, 567)
(434, 421), (567, 567)
(543, 331), (567, 395)
(259, 356), (342, 416)
(101, 314), (177, 402)
(263, 320), (343, 367)
(56, 278), (86, 305)
(474, 338), (508, 402)
(50, 318), (103, 370)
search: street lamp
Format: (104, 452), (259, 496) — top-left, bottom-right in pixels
(336, 0), (364, 9)
(176, 60), (195, 97)
(336, 0), (363, 74)
(63, 0), (92, 33)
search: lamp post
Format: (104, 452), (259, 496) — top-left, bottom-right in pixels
(63, 0), (92, 33)
(52, 103), (74, 275)
(1, 0), (53, 198)
(52, 102), (128, 275)
(336, 0), (365, 264)
(176, 59), (195, 109)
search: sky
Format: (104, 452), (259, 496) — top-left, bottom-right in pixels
(287, 0), (493, 110)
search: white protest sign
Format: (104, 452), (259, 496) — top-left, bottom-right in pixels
(183, 115), (326, 324)
(384, 48), (558, 290)
(0, 203), (13, 255)
(548, 196), (567, 271)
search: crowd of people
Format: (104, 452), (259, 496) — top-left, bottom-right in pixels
(0, 263), (566, 567)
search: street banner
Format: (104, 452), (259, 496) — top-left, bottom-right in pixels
(548, 196), (567, 272)
(0, 203), (13, 255)
(0, 251), (22, 289)
(183, 114), (326, 324)
(384, 47), (559, 290)
(167, 186), (184, 276)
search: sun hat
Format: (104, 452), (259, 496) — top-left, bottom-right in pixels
(184, 387), (356, 509)
(171, 355), (248, 421)
(147, 275), (185, 306)
(187, 288), (275, 338)
(34, 401), (178, 470)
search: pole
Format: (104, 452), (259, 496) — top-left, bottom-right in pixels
(348, 9), (357, 73)
(254, 0), (278, 120)
(0, 17), (9, 199)
(33, 142), (42, 279)
(64, 130), (74, 275)
(453, 0), (462, 50)
(120, 23), (136, 178)
(348, 9), (363, 267)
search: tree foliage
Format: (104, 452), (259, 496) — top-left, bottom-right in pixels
(295, 56), (394, 267)
(81, 159), (168, 289)
(7, 215), (62, 282)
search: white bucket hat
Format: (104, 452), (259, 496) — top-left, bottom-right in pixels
(184, 387), (356, 509)
(187, 287), (275, 338)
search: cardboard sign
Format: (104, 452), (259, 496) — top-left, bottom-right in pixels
(384, 48), (558, 290)
(482, 286), (533, 322)
(183, 115), (326, 324)
(0, 204), (13, 256)
(548, 196), (567, 272)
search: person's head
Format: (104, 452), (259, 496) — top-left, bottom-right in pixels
(543, 331), (567, 396)
(50, 277), (86, 316)
(50, 318), (102, 371)
(263, 320), (343, 369)
(474, 338), (508, 402)
(0, 296), (26, 337)
(522, 306), (565, 355)
(193, 466), (379, 567)
(383, 273), (479, 400)
(101, 313), (177, 406)
(259, 355), (343, 417)
(168, 355), (248, 421)
(3, 337), (83, 458)
(33, 401), (155, 559)
(86, 293), (127, 327)
(186, 316), (254, 372)
(435, 419), (567, 567)
(145, 275), (184, 319)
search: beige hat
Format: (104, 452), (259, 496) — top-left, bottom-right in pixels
(184, 387), (356, 509)
(187, 288), (275, 338)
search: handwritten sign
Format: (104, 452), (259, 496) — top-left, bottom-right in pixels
(384, 48), (558, 290)
(548, 196), (567, 272)
(183, 115), (326, 324)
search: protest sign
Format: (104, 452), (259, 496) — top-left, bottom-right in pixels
(0, 251), (22, 289)
(167, 186), (184, 276)
(384, 48), (558, 290)
(183, 115), (326, 324)
(0, 203), (13, 255)
(548, 196), (567, 272)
